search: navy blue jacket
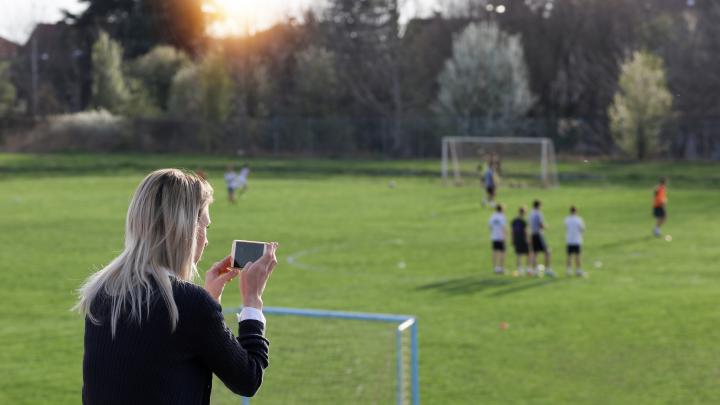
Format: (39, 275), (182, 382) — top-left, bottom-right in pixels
(82, 279), (269, 405)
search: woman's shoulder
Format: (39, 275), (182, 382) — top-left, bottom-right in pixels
(171, 279), (217, 305)
(170, 279), (226, 334)
(171, 278), (221, 313)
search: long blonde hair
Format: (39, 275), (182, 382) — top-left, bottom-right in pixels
(75, 169), (213, 337)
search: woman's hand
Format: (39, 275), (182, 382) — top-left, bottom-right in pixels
(204, 256), (240, 304)
(239, 242), (278, 310)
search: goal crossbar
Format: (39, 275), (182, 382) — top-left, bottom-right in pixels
(441, 136), (559, 188)
(442, 136), (550, 144)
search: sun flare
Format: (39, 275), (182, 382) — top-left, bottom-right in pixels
(203, 0), (282, 37)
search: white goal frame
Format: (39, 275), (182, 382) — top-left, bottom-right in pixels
(229, 306), (420, 405)
(441, 136), (559, 188)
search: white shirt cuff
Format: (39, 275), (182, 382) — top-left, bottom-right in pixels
(237, 307), (266, 324)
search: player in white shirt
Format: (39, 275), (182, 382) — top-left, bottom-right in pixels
(224, 165), (238, 204)
(564, 206), (586, 277)
(529, 199), (554, 277)
(234, 164), (251, 197)
(488, 204), (507, 274)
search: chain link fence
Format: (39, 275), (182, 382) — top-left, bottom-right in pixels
(3, 113), (720, 160)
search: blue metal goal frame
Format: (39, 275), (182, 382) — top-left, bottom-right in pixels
(225, 306), (419, 405)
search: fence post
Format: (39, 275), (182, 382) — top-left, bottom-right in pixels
(272, 116), (279, 156)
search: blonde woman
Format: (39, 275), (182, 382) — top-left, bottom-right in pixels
(76, 169), (278, 404)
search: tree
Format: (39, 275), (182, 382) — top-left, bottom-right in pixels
(324, 0), (407, 154)
(70, 0), (205, 57)
(168, 51), (232, 124)
(511, 0), (640, 120)
(435, 21), (534, 133)
(292, 45), (357, 154)
(170, 51), (233, 152)
(128, 46), (190, 110)
(251, 64), (275, 118)
(168, 64), (202, 118)
(609, 50), (673, 160)
(91, 31), (129, 113)
(167, 50), (232, 151)
(198, 51), (232, 125)
(123, 77), (161, 117)
(294, 46), (339, 115)
(0, 62), (16, 116)
(676, 1), (720, 117)
(400, 15), (463, 115)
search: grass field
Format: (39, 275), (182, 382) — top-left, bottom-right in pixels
(1, 153), (719, 404)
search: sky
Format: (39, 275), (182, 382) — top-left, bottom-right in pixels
(0, 0), (87, 44)
(0, 0), (443, 45)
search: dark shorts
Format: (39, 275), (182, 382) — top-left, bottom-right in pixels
(531, 234), (548, 252)
(486, 185), (495, 195)
(567, 244), (581, 255)
(227, 187), (236, 194)
(653, 206), (666, 219)
(513, 240), (529, 255)
(492, 241), (505, 252)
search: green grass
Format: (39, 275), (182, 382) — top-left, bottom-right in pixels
(1, 153), (719, 404)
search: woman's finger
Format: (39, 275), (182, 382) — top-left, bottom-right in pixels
(263, 243), (273, 260)
(267, 257), (277, 274)
(218, 268), (240, 283)
(270, 242), (279, 270)
(253, 247), (272, 268)
(212, 255), (233, 274)
(268, 245), (278, 271)
(259, 243), (277, 265)
(210, 256), (225, 270)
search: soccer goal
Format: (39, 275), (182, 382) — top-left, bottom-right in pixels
(441, 136), (559, 188)
(211, 307), (419, 405)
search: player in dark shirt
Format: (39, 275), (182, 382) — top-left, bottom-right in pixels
(511, 207), (532, 276)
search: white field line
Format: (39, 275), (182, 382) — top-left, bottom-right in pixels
(285, 245), (331, 272)
(285, 239), (405, 272)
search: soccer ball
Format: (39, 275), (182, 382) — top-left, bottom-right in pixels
(665, 235), (673, 242)
(388, 180), (397, 189)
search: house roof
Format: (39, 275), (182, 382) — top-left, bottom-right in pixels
(0, 36), (19, 59)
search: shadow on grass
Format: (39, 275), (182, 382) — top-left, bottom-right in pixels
(416, 275), (565, 296)
(597, 235), (654, 250)
(488, 278), (564, 297)
(416, 276), (512, 294)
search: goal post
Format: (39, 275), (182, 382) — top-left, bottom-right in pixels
(213, 306), (420, 405)
(441, 136), (559, 188)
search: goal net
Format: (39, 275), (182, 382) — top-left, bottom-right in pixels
(210, 307), (419, 405)
(441, 136), (559, 188)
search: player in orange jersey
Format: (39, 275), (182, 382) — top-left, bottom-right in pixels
(652, 177), (668, 237)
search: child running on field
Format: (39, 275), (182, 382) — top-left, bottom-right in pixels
(224, 165), (238, 204)
(234, 164), (251, 198)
